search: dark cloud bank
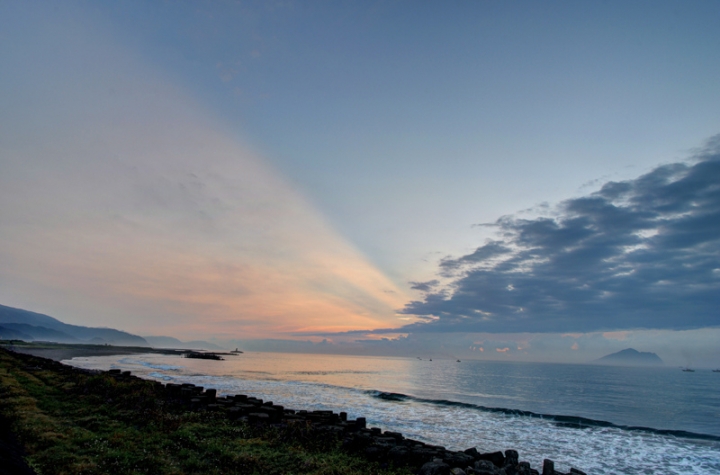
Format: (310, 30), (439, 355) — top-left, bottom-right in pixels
(402, 136), (720, 333)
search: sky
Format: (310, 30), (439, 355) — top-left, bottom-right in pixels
(1, 1), (719, 365)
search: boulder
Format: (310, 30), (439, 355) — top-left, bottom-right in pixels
(420, 460), (451, 475)
(517, 462), (532, 475)
(477, 451), (505, 468)
(248, 412), (269, 424)
(504, 450), (519, 467)
(203, 389), (216, 401)
(445, 452), (475, 469)
(387, 446), (410, 466)
(411, 447), (442, 466)
(474, 459), (503, 475)
(463, 447), (480, 459)
(364, 446), (383, 461)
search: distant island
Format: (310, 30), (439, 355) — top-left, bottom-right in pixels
(593, 348), (664, 366)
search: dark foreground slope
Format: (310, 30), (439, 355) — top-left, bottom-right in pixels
(0, 348), (585, 475)
(0, 348), (409, 475)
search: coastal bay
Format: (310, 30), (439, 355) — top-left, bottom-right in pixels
(3, 342), (720, 474)
(64, 347), (720, 474)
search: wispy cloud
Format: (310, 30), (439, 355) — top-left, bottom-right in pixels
(401, 136), (720, 333)
(0, 8), (409, 340)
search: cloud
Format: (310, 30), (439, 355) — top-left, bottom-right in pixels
(401, 136), (720, 333)
(602, 331), (630, 341)
(409, 280), (439, 292)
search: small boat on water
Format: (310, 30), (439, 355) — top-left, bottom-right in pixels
(682, 368), (695, 372)
(230, 348), (243, 354)
(712, 369), (720, 373)
(457, 359), (461, 362)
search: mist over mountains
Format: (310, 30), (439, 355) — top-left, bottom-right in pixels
(0, 304), (148, 346)
(0, 304), (218, 350)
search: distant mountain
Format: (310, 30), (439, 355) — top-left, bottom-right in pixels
(594, 348), (664, 366)
(0, 304), (148, 346)
(0, 325), (34, 341)
(0, 323), (79, 343)
(143, 336), (224, 350)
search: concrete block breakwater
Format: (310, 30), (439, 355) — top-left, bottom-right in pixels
(108, 368), (588, 475)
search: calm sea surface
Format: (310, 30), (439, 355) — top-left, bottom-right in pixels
(65, 352), (720, 475)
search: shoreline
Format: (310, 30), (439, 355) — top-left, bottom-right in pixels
(7, 344), (720, 473)
(0, 344), (589, 475)
(2, 345), (585, 475)
(0, 340), (188, 362)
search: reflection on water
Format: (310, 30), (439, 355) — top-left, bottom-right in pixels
(66, 352), (720, 475)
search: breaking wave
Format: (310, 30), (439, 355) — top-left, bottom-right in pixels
(369, 391), (720, 442)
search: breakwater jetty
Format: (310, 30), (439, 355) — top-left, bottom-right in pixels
(1, 346), (590, 475)
(108, 368), (587, 475)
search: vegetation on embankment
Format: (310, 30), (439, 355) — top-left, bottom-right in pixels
(0, 348), (411, 475)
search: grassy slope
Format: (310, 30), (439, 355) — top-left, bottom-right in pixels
(0, 349), (411, 475)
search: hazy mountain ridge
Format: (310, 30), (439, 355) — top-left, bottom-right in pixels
(0, 304), (148, 346)
(143, 335), (224, 350)
(593, 348), (664, 366)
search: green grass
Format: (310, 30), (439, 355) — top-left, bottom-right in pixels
(0, 349), (412, 475)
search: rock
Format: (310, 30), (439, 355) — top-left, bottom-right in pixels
(373, 436), (397, 446)
(451, 468), (467, 475)
(569, 469), (587, 475)
(504, 450), (519, 467)
(411, 447), (441, 465)
(517, 462), (532, 475)
(248, 412), (269, 424)
(474, 459), (502, 475)
(387, 446), (410, 465)
(477, 451), (505, 468)
(364, 446), (383, 460)
(463, 447), (480, 459)
(204, 389), (217, 401)
(541, 459), (554, 475)
(420, 460), (451, 475)
(445, 452), (476, 469)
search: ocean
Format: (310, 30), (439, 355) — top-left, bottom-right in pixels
(64, 352), (720, 475)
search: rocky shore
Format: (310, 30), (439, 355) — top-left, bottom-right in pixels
(111, 368), (587, 475)
(1, 346), (588, 475)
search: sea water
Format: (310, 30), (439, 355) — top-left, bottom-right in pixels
(64, 352), (720, 474)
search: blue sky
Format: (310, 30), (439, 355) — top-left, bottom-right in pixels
(1, 1), (719, 364)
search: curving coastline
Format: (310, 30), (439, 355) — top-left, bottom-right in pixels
(0, 345), (588, 475)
